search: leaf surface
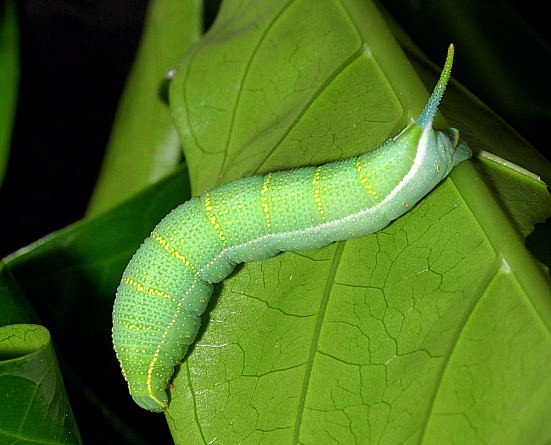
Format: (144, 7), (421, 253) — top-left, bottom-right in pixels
(0, 324), (81, 444)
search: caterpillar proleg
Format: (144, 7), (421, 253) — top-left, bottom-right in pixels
(112, 44), (471, 412)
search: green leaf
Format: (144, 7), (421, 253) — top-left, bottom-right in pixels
(163, 0), (551, 443)
(0, 324), (81, 444)
(0, 0), (19, 187)
(0, 262), (39, 326)
(86, 0), (202, 217)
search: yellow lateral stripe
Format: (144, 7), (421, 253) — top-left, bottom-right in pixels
(203, 192), (227, 245)
(261, 172), (272, 231)
(312, 166), (325, 222)
(356, 157), (379, 200)
(122, 277), (178, 303)
(147, 280), (197, 404)
(150, 231), (199, 275)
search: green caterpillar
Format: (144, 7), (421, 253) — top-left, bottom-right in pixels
(112, 44), (471, 412)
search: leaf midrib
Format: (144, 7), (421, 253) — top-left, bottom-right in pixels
(292, 240), (345, 442)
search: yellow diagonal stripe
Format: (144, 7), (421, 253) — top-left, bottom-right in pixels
(312, 166), (325, 222)
(261, 172), (272, 231)
(356, 157), (379, 200)
(150, 231), (199, 275)
(203, 192), (227, 245)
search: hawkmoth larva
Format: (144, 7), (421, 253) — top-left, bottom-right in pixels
(112, 44), (471, 412)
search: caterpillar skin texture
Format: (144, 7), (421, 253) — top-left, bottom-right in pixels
(112, 44), (471, 412)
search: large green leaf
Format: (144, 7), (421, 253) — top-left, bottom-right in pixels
(0, 324), (81, 444)
(163, 0), (551, 443)
(170, 0), (428, 194)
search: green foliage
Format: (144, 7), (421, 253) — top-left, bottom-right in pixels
(1, 0), (550, 443)
(0, 324), (81, 444)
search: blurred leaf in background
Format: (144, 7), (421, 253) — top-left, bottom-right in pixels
(85, 0), (202, 216)
(0, 324), (81, 444)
